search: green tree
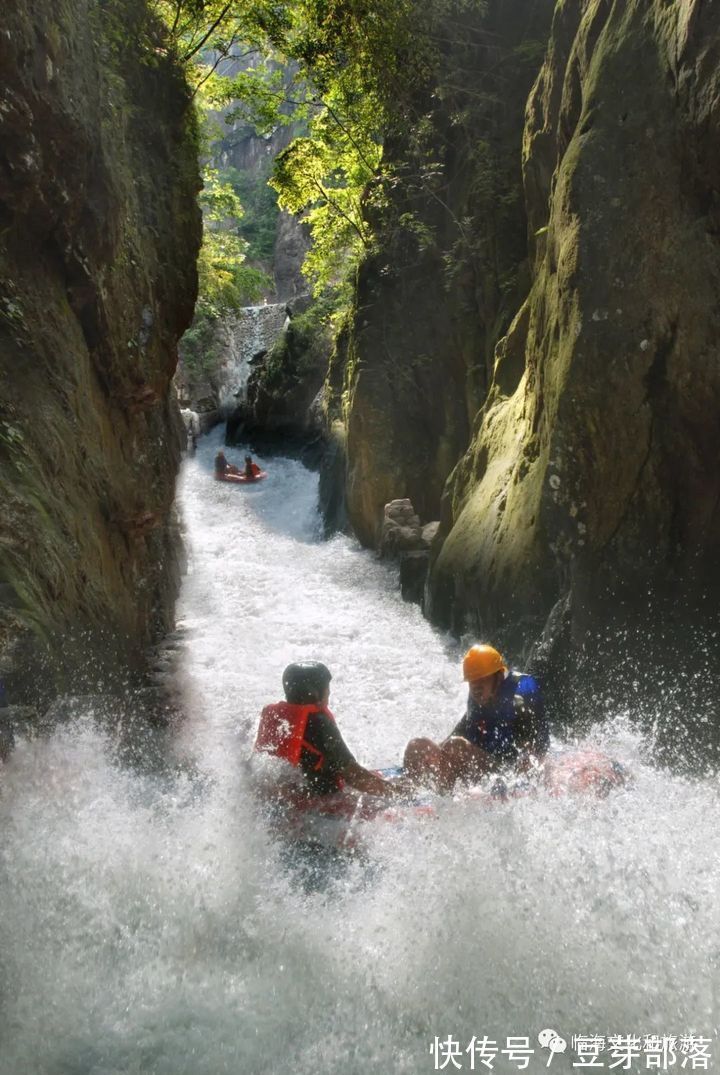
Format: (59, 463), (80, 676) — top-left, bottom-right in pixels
(218, 166), (280, 263)
(155, 1), (487, 319)
(181, 167), (269, 379)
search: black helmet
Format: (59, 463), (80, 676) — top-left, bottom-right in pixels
(282, 661), (332, 704)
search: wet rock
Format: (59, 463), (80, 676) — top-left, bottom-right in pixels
(379, 499), (422, 557)
(319, 421), (348, 535)
(419, 521), (441, 552)
(0, 724), (13, 762)
(299, 436), (327, 471)
(400, 550), (430, 606)
(0, 706), (39, 756)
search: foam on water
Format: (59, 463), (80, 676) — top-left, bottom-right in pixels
(1, 432), (718, 1074)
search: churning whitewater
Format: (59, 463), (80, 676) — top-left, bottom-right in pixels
(1, 433), (718, 1075)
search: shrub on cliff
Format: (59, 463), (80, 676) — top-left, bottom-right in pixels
(180, 166), (269, 379)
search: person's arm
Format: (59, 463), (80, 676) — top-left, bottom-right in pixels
(441, 712), (472, 748)
(308, 715), (413, 798)
(342, 760), (413, 798)
(513, 684), (549, 759)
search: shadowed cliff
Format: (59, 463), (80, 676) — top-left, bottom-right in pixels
(429, 1), (720, 704)
(321, 0), (720, 748)
(325, 0), (556, 546)
(0, 0), (201, 703)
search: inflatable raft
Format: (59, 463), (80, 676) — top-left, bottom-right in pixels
(214, 470), (267, 484)
(258, 748), (630, 851)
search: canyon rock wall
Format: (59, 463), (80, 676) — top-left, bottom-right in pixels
(323, 0), (720, 738)
(228, 300), (331, 461)
(326, 0), (556, 546)
(0, 0), (201, 704)
(427, 0), (720, 727)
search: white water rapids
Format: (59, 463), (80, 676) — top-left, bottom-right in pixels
(1, 431), (719, 1074)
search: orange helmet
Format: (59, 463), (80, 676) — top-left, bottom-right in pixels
(462, 644), (507, 682)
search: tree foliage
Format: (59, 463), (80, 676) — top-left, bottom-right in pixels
(153, 0), (488, 318)
(147, 0), (283, 69)
(196, 167), (269, 316)
(265, 0), (443, 297)
(181, 167), (269, 379)
(222, 166), (280, 262)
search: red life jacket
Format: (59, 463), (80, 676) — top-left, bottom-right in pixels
(254, 702), (342, 784)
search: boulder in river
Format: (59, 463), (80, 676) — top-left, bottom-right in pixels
(379, 499), (422, 557)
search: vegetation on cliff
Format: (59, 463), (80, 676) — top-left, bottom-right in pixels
(160, 0), (497, 431)
(154, 0), (490, 312)
(179, 165), (269, 383)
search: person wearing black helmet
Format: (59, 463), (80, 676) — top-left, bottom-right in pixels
(254, 662), (410, 798)
(214, 450), (241, 477)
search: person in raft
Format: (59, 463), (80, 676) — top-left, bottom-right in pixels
(214, 450), (241, 477)
(403, 644), (549, 792)
(255, 662), (412, 798)
(243, 454), (262, 479)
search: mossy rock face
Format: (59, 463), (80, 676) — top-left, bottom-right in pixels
(331, 0), (556, 547)
(430, 0), (720, 673)
(241, 301), (333, 445)
(250, 321), (327, 427)
(0, 0), (201, 704)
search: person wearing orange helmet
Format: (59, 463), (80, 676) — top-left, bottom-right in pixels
(403, 644), (549, 791)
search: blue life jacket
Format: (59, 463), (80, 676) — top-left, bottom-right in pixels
(462, 671), (548, 758)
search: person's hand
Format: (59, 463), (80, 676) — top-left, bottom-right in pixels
(386, 776), (417, 799)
